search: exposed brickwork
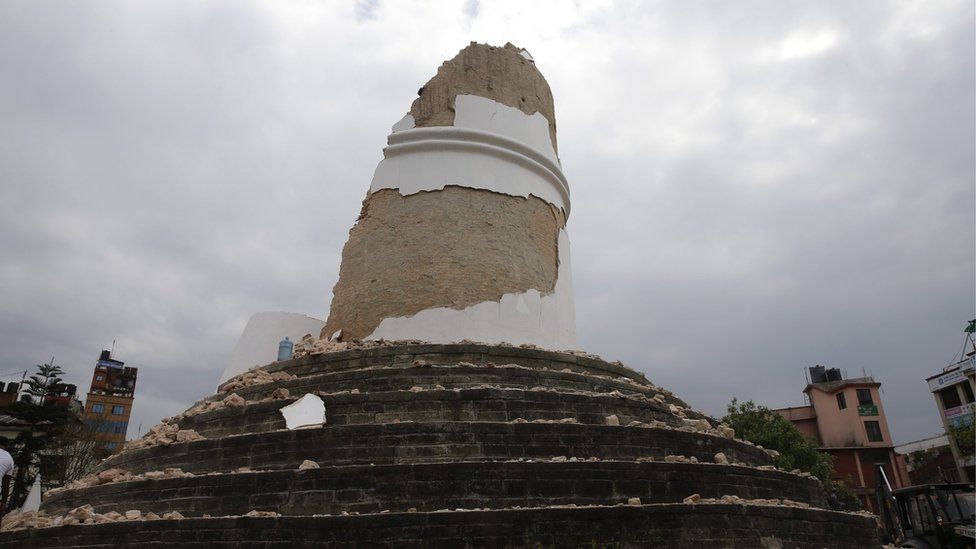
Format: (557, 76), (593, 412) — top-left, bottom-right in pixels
(221, 364), (667, 406)
(4, 505), (878, 548)
(177, 388), (683, 439)
(42, 461), (827, 518)
(324, 189), (565, 340)
(261, 343), (655, 387)
(94, 421), (774, 476)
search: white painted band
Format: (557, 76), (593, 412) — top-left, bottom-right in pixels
(372, 126), (571, 215)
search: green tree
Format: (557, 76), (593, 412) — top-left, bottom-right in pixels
(947, 412), (974, 458)
(23, 362), (66, 404)
(723, 399), (863, 510)
(722, 398), (833, 482)
(6, 363), (82, 506)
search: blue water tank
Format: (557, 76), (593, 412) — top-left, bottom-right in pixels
(277, 337), (294, 361)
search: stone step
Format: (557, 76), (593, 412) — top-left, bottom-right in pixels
(42, 461), (827, 518)
(259, 343), (652, 387)
(4, 504), (879, 548)
(96, 421), (774, 477)
(177, 387), (690, 439)
(218, 363), (687, 409)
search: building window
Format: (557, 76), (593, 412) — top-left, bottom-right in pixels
(962, 382), (974, 404)
(91, 403), (105, 414)
(113, 426), (123, 434)
(111, 405), (125, 415)
(939, 386), (962, 409)
(865, 421), (883, 442)
(105, 442), (117, 450)
(95, 375), (104, 381)
(836, 392), (847, 410)
(856, 389), (873, 406)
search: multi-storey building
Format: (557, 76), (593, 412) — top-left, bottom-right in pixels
(82, 350), (137, 453)
(925, 353), (975, 482)
(773, 366), (908, 511)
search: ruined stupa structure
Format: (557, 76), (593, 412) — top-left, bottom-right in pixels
(324, 43), (576, 350)
(2, 43), (880, 548)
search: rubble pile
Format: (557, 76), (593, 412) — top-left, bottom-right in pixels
(681, 494), (814, 509)
(125, 422), (205, 451)
(45, 467), (197, 499)
(0, 505), (184, 532)
(220, 368), (296, 394)
(291, 334), (428, 359)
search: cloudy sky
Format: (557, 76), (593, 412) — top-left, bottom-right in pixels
(1, 1), (972, 445)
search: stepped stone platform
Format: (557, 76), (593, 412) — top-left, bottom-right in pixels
(6, 344), (880, 548)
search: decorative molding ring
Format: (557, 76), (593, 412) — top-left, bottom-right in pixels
(383, 126), (571, 215)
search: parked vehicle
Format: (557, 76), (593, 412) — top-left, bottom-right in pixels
(876, 464), (974, 548)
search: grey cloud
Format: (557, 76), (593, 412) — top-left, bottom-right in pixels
(0, 1), (971, 445)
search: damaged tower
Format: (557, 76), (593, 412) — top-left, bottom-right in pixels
(324, 42), (575, 349)
(4, 43), (880, 548)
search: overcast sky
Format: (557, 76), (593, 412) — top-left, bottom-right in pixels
(1, 1), (972, 445)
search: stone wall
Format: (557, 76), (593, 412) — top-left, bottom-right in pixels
(2, 505), (878, 549)
(95, 421), (774, 476)
(42, 461), (826, 518)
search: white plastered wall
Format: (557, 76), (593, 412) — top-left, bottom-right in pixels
(371, 95), (569, 213)
(219, 312), (325, 384)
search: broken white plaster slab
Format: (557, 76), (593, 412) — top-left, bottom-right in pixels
(391, 113), (415, 133)
(366, 229), (577, 350)
(369, 95), (570, 215)
(280, 394), (326, 430)
(219, 312), (326, 384)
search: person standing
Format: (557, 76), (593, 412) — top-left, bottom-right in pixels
(0, 437), (14, 517)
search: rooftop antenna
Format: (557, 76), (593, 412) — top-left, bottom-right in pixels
(111, 340), (116, 356)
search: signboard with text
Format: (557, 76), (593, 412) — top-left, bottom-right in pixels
(857, 404), (878, 416)
(927, 361), (972, 392)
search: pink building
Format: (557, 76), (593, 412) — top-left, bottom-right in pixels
(773, 366), (909, 511)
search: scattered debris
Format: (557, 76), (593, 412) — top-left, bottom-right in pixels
(605, 414), (620, 426)
(626, 497), (641, 506)
(291, 335), (429, 359)
(691, 495), (813, 509)
(220, 368), (296, 394)
(298, 460), (320, 470)
(124, 423), (205, 451)
(244, 510), (280, 517)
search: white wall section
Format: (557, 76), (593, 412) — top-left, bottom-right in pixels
(366, 229), (578, 350)
(370, 95), (571, 215)
(453, 95), (557, 163)
(220, 312), (326, 384)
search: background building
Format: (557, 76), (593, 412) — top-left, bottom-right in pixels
(925, 353), (975, 482)
(894, 434), (961, 484)
(773, 366), (908, 511)
(82, 350), (137, 453)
